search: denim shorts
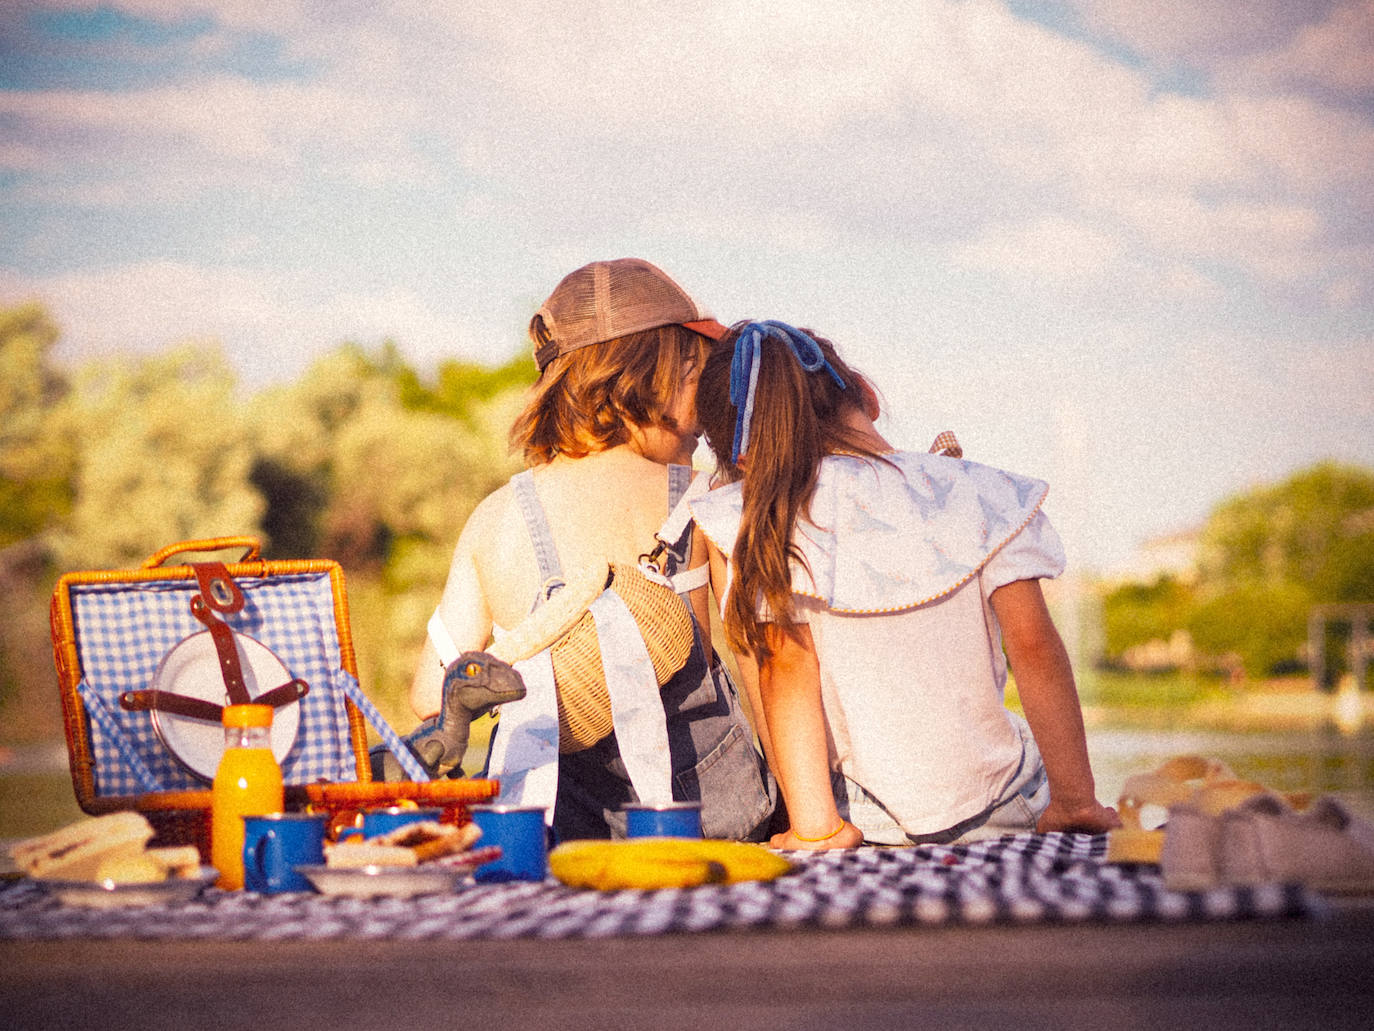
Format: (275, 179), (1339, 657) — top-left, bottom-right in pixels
(834, 718), (1049, 845)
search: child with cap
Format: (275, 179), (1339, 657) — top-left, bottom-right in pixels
(411, 259), (775, 841)
(690, 320), (1120, 848)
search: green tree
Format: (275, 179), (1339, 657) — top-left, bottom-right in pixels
(1099, 463), (1374, 678)
(247, 342), (530, 573)
(1100, 575), (1195, 659)
(246, 342), (531, 721)
(1197, 462), (1374, 601)
(1190, 462), (1374, 676)
(0, 304), (75, 548)
(49, 345), (265, 569)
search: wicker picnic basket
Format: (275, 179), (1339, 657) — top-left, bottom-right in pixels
(50, 536), (497, 857)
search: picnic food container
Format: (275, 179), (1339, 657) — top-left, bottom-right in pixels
(50, 536), (497, 858)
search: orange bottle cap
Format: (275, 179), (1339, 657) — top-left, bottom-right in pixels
(222, 703), (273, 728)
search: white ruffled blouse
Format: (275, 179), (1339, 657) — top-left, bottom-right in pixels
(691, 450), (1067, 836)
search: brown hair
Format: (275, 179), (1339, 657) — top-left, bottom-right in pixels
(511, 321), (709, 465)
(697, 324), (885, 660)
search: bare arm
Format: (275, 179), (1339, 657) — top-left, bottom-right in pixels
(990, 578), (1120, 834)
(686, 523), (713, 650)
(706, 541), (772, 761)
(757, 625), (863, 850)
(408, 508), (496, 719)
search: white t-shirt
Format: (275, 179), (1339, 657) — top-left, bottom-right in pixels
(692, 450), (1065, 835)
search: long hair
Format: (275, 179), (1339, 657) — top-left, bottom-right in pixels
(510, 323), (708, 465)
(697, 323), (885, 660)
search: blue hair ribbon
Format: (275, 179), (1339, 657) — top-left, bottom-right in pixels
(729, 321), (846, 464)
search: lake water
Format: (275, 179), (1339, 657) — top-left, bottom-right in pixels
(1087, 724), (1374, 823)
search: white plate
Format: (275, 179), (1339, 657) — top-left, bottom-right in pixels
(149, 630), (302, 780)
(40, 867), (218, 909)
(295, 864), (467, 898)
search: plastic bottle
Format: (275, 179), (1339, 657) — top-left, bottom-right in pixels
(211, 704), (284, 889)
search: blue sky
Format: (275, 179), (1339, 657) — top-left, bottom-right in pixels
(2, 1), (1371, 575)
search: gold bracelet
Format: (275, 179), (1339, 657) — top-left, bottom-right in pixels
(792, 820), (846, 843)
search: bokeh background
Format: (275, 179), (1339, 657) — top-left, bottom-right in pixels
(2, 1), (1371, 838)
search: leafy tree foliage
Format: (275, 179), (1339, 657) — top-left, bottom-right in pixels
(1103, 463), (1374, 677)
(0, 303), (540, 733)
(1197, 462), (1374, 602)
(0, 304), (74, 549)
(1101, 575), (1194, 660)
(49, 345), (266, 570)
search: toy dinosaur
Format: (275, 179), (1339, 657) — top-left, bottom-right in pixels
(369, 651), (526, 782)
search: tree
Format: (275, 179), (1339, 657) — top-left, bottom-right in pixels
(1100, 462), (1374, 677)
(1100, 575), (1195, 662)
(0, 304), (75, 549)
(49, 345), (265, 570)
(246, 342), (530, 573)
(1191, 463), (1374, 676)
(1197, 462), (1374, 602)
(246, 341), (532, 720)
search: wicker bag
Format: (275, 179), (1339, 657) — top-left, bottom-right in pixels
(486, 559), (695, 753)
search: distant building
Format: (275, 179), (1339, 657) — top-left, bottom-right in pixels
(1101, 525), (1202, 586)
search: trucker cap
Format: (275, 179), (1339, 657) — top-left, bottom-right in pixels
(531, 258), (728, 372)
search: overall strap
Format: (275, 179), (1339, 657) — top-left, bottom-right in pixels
(655, 467), (710, 593)
(511, 470), (564, 602)
(667, 463), (693, 510)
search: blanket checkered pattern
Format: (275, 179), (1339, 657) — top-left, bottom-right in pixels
(0, 834), (1318, 941)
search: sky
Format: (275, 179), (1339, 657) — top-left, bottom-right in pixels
(1, 0), (1371, 576)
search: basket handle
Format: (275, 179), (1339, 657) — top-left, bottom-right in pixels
(140, 537), (263, 569)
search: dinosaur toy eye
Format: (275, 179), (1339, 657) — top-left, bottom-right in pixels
(464, 661), (482, 678)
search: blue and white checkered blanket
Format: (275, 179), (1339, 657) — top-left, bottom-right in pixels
(0, 834), (1319, 941)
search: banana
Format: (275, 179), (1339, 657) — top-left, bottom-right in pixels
(549, 838), (792, 891)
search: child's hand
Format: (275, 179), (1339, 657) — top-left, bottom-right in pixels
(769, 821), (865, 850)
(1035, 798), (1122, 835)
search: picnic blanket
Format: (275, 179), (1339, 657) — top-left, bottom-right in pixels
(0, 834), (1319, 942)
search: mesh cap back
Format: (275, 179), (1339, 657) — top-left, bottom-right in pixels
(532, 258), (725, 371)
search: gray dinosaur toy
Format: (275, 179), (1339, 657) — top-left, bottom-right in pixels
(369, 650), (527, 782)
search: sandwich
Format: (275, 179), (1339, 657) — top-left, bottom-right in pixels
(324, 820), (482, 869)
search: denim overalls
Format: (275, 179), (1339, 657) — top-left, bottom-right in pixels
(510, 465), (776, 842)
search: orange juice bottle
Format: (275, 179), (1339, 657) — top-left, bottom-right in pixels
(211, 704), (284, 889)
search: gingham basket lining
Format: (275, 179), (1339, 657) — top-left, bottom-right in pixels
(69, 571), (361, 795)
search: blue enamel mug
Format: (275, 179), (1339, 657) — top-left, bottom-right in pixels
(340, 805), (445, 841)
(242, 813), (327, 894)
(470, 805), (549, 882)
(624, 802), (703, 839)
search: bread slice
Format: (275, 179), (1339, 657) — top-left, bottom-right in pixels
(10, 812), (156, 882)
(146, 845), (204, 879)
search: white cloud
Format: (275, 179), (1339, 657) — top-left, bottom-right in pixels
(1225, 93), (1374, 193)
(4, 0), (1373, 570)
(1231, 1), (1374, 97)
(0, 261), (475, 389)
(952, 216), (1124, 287)
(0, 76), (428, 187)
(1064, 0), (1331, 61)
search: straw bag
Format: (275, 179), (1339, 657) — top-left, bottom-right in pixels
(486, 559), (696, 753)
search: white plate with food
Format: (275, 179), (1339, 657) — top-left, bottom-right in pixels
(40, 867), (218, 909)
(297, 845), (502, 898)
